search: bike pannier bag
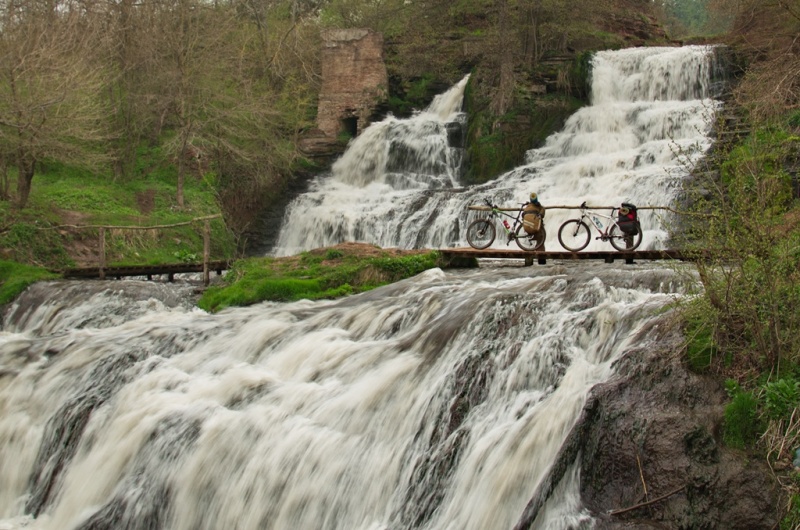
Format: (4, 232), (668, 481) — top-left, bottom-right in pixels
(522, 204), (541, 234)
(618, 202), (639, 235)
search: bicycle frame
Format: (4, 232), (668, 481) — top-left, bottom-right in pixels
(557, 201), (642, 252)
(479, 201), (528, 238)
(465, 199), (546, 251)
(580, 207), (619, 239)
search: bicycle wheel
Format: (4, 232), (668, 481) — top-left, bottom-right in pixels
(609, 223), (642, 251)
(558, 220), (590, 252)
(466, 219), (496, 249)
(516, 226), (546, 251)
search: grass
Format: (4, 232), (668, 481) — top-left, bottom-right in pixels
(0, 260), (58, 305)
(0, 150), (237, 270)
(198, 245), (441, 312)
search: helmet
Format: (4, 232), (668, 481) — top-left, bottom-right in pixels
(530, 192), (539, 202)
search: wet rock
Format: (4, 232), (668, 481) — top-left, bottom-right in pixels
(581, 318), (781, 529)
(513, 315), (781, 529)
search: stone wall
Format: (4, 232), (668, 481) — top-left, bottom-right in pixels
(317, 29), (388, 139)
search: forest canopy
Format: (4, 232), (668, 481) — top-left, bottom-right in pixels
(0, 0), (794, 217)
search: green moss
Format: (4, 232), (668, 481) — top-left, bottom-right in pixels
(0, 260), (58, 305)
(198, 249), (441, 312)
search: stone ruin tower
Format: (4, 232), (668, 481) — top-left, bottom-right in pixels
(316, 29), (388, 140)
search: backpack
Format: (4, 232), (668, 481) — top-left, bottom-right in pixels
(522, 204), (542, 234)
(617, 202), (639, 235)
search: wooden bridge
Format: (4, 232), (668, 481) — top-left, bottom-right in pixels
(439, 248), (690, 267)
(60, 260), (233, 282)
(55, 250), (690, 283)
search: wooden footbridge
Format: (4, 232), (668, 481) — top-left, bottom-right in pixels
(57, 249), (689, 284)
(61, 260), (233, 282)
(439, 248), (689, 267)
(46, 205), (694, 284)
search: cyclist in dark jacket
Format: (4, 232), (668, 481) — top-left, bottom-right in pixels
(518, 192), (546, 250)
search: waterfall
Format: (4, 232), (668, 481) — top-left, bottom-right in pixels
(0, 265), (696, 530)
(273, 45), (722, 256)
(0, 45), (720, 530)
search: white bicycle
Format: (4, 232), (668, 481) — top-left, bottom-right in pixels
(557, 201), (642, 252)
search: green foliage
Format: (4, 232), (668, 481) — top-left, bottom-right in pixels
(684, 121), (800, 376)
(781, 494), (800, 530)
(464, 93), (583, 183)
(0, 146), (236, 273)
(655, 0), (735, 38)
(0, 221), (74, 268)
(788, 111), (800, 130)
(198, 249), (440, 312)
(684, 305), (718, 372)
(0, 260), (58, 305)
(405, 75), (436, 107)
(723, 382), (761, 449)
(763, 378), (800, 421)
(174, 250), (199, 263)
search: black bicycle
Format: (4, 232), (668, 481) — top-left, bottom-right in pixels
(466, 199), (545, 251)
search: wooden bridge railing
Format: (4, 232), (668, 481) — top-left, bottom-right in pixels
(40, 214), (227, 286)
(467, 204), (691, 214)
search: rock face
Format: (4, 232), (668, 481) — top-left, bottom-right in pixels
(580, 317), (782, 529)
(316, 28), (388, 139)
(513, 316), (782, 529)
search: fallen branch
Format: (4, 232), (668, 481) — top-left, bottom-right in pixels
(608, 485), (686, 516)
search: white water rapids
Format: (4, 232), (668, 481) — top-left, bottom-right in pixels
(0, 45), (720, 530)
(0, 265), (695, 530)
(274, 45), (721, 255)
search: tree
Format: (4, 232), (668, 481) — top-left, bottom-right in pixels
(0, 0), (112, 208)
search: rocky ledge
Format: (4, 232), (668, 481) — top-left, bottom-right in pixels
(515, 314), (782, 529)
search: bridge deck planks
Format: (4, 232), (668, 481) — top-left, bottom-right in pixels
(56, 250), (690, 280)
(439, 248), (689, 267)
(60, 260), (233, 280)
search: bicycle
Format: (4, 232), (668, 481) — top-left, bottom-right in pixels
(557, 201), (642, 252)
(466, 199), (546, 251)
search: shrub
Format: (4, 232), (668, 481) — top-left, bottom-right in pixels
(723, 381), (761, 449)
(763, 378), (800, 421)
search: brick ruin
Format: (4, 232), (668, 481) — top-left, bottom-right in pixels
(316, 29), (388, 139)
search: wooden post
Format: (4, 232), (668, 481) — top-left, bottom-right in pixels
(203, 220), (211, 286)
(99, 227), (106, 280)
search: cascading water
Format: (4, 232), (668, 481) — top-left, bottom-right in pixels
(0, 265), (696, 530)
(0, 45), (719, 530)
(273, 45), (722, 256)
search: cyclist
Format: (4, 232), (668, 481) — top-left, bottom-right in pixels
(516, 192), (546, 250)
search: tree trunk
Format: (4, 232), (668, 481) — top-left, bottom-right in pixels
(15, 154), (35, 209)
(491, 0), (515, 116)
(0, 155), (8, 200)
(177, 156), (185, 208)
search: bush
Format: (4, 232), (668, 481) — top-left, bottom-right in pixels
(723, 384), (761, 449)
(763, 378), (800, 421)
(684, 306), (718, 372)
